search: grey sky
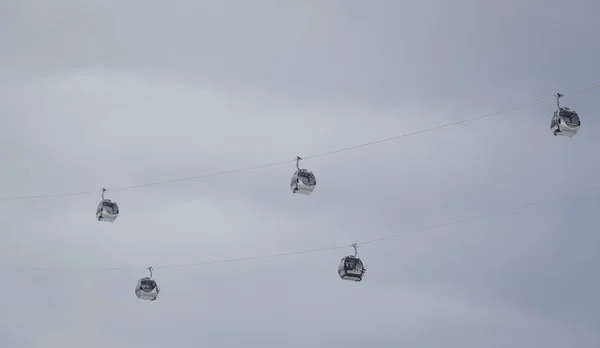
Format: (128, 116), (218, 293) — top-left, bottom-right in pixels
(1, 0), (599, 347)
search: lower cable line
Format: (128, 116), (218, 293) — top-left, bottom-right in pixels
(1, 184), (597, 273)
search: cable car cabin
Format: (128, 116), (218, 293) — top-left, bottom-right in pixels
(551, 108), (580, 137)
(96, 199), (119, 223)
(290, 169), (316, 195)
(135, 277), (159, 301)
(338, 256), (365, 282)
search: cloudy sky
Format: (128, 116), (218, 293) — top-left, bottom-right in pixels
(1, 0), (600, 347)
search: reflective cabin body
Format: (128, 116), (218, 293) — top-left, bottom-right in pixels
(338, 256), (365, 282)
(291, 169), (316, 194)
(290, 157), (316, 195)
(135, 277), (159, 301)
(96, 199), (119, 222)
(550, 94), (581, 137)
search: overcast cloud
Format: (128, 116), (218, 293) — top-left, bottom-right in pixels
(1, 0), (599, 347)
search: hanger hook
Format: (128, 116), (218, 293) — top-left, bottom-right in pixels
(147, 266), (153, 278)
(556, 93), (563, 109)
(101, 188), (106, 200)
(295, 156), (302, 170)
(351, 243), (358, 257)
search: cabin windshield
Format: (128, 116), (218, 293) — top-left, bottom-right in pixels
(140, 280), (155, 290)
(345, 258), (362, 271)
(298, 171), (315, 185)
(104, 202), (118, 213)
(560, 110), (580, 125)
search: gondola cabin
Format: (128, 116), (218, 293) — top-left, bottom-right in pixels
(338, 256), (365, 282)
(290, 169), (316, 195)
(551, 107), (580, 137)
(135, 277), (159, 301)
(96, 199), (119, 223)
